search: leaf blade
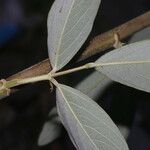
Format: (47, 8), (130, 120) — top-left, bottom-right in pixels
(96, 40), (150, 93)
(56, 83), (128, 150)
(129, 27), (150, 43)
(38, 108), (61, 146)
(75, 71), (111, 99)
(48, 0), (101, 71)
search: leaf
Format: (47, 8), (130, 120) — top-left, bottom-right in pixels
(129, 27), (150, 43)
(96, 40), (150, 93)
(118, 125), (129, 140)
(0, 95), (7, 100)
(75, 70), (111, 100)
(56, 83), (128, 150)
(48, 0), (101, 71)
(38, 107), (61, 146)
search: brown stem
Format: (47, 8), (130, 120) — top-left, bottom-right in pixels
(7, 59), (51, 80)
(7, 11), (150, 81)
(79, 11), (150, 61)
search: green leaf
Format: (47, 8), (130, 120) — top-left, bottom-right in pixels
(56, 83), (128, 150)
(48, 0), (101, 71)
(38, 108), (61, 146)
(96, 40), (150, 93)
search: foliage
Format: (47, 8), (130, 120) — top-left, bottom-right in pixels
(37, 0), (150, 149)
(1, 0), (150, 150)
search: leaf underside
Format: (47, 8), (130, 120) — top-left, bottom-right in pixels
(48, 0), (101, 71)
(38, 120), (61, 146)
(96, 40), (150, 93)
(0, 95), (6, 100)
(75, 71), (111, 99)
(129, 27), (150, 43)
(38, 108), (61, 146)
(56, 84), (128, 150)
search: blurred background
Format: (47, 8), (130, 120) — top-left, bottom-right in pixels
(0, 0), (150, 149)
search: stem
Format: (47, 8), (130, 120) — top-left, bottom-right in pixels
(52, 63), (95, 78)
(1, 59), (150, 98)
(4, 60), (150, 88)
(0, 74), (50, 98)
(7, 59), (150, 86)
(16, 74), (49, 86)
(52, 60), (150, 78)
(5, 74), (49, 90)
(79, 11), (150, 61)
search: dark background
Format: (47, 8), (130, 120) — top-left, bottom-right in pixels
(0, 0), (150, 149)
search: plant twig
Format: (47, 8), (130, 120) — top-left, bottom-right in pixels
(5, 58), (150, 94)
(52, 60), (150, 78)
(6, 11), (150, 82)
(79, 11), (150, 61)
(7, 59), (52, 81)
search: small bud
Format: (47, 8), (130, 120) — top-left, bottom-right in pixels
(0, 79), (11, 100)
(113, 33), (124, 49)
(0, 79), (6, 90)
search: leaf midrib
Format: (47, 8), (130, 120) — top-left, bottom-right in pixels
(55, 0), (75, 69)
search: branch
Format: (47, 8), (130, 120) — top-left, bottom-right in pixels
(7, 11), (150, 81)
(79, 11), (150, 61)
(7, 59), (51, 80)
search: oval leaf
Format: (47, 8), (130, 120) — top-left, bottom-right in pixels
(38, 108), (61, 146)
(75, 71), (111, 99)
(48, 0), (101, 71)
(96, 40), (150, 93)
(56, 83), (128, 150)
(129, 27), (150, 43)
